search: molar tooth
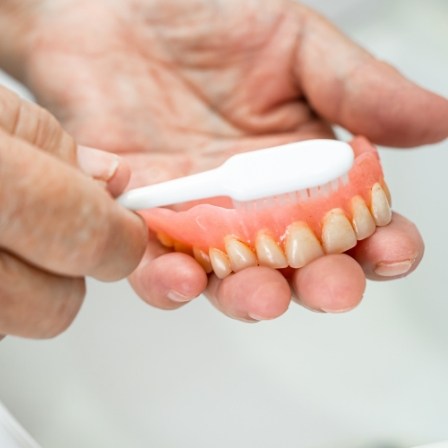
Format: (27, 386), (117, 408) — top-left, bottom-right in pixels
(322, 209), (357, 254)
(285, 222), (324, 268)
(351, 196), (376, 240)
(193, 247), (213, 274)
(209, 248), (232, 279)
(255, 232), (288, 269)
(371, 183), (392, 226)
(224, 237), (258, 272)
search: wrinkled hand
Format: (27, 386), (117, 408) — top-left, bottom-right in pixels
(18, 0), (448, 320)
(0, 86), (147, 338)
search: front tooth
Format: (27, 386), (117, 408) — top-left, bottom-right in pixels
(224, 237), (258, 272)
(193, 247), (213, 273)
(351, 196), (376, 240)
(285, 222), (324, 268)
(322, 209), (357, 254)
(371, 183), (392, 226)
(255, 232), (288, 269)
(209, 248), (232, 279)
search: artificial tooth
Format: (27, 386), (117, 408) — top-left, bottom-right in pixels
(371, 183), (392, 226)
(224, 237), (258, 272)
(193, 247), (213, 274)
(255, 232), (288, 269)
(321, 209), (357, 254)
(351, 196), (376, 240)
(156, 232), (174, 248)
(382, 181), (392, 206)
(209, 248), (232, 279)
(285, 222), (324, 268)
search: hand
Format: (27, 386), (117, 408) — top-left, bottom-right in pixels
(11, 0), (448, 320)
(0, 86), (147, 338)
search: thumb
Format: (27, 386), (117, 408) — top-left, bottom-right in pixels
(294, 5), (448, 147)
(77, 145), (132, 197)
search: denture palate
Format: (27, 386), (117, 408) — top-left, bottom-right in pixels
(200, 183), (391, 279)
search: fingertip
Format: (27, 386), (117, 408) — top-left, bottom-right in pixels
(129, 252), (208, 310)
(247, 280), (291, 321)
(349, 212), (424, 281)
(292, 254), (366, 313)
(207, 267), (291, 322)
(106, 158), (131, 197)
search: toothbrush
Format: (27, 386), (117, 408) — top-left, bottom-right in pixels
(117, 139), (354, 210)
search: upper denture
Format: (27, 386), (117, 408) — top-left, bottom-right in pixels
(141, 137), (392, 278)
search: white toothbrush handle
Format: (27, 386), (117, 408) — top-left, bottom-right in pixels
(117, 167), (223, 210)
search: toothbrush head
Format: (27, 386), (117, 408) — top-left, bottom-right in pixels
(221, 139), (354, 203)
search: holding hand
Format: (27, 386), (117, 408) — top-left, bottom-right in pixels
(2, 0), (447, 322)
(0, 86), (147, 338)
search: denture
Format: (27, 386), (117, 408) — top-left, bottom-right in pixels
(140, 137), (392, 279)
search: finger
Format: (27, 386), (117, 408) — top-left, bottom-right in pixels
(295, 5), (448, 147)
(0, 85), (77, 161)
(128, 235), (208, 310)
(206, 267), (291, 322)
(348, 212), (424, 280)
(0, 250), (85, 338)
(291, 254), (366, 313)
(0, 86), (130, 194)
(77, 145), (131, 197)
(0, 130), (147, 280)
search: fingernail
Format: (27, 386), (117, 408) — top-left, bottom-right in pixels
(240, 316), (260, 324)
(320, 306), (356, 314)
(77, 145), (120, 181)
(248, 313), (265, 321)
(167, 290), (192, 303)
(374, 260), (414, 277)
(295, 299), (326, 314)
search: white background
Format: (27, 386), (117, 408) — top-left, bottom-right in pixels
(1, 0), (448, 447)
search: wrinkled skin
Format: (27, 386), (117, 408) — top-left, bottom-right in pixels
(0, 85), (147, 338)
(16, 0), (448, 321)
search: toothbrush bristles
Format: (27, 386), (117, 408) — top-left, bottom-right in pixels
(232, 173), (349, 210)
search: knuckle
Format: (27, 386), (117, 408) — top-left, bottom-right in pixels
(31, 105), (77, 163)
(0, 85), (75, 162)
(33, 104), (55, 138)
(0, 86), (21, 133)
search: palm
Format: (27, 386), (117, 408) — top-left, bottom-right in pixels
(28, 0), (332, 187)
(23, 0), (447, 319)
